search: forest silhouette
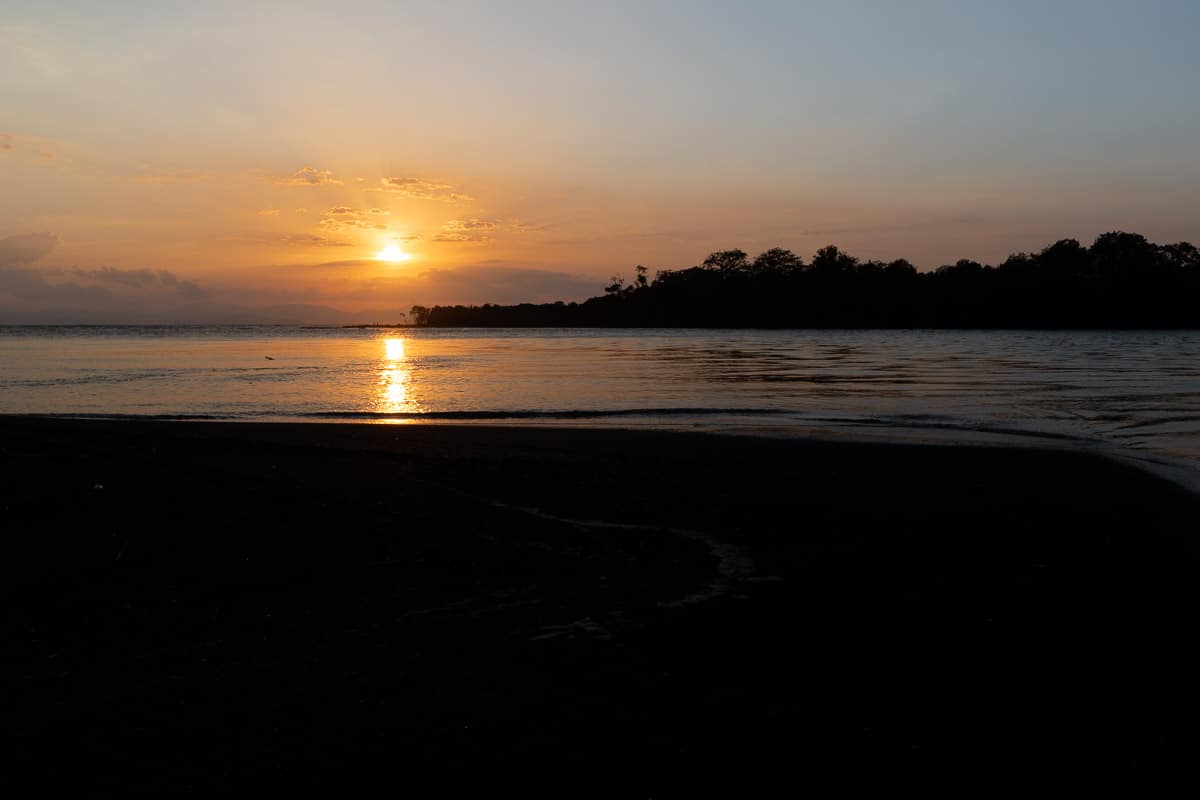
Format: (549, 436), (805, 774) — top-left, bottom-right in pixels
(410, 231), (1200, 328)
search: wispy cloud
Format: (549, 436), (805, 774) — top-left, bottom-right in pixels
(276, 166), (343, 186)
(0, 133), (14, 151)
(430, 218), (539, 243)
(252, 232), (353, 248)
(375, 177), (472, 203)
(257, 208), (281, 216)
(318, 206), (387, 233)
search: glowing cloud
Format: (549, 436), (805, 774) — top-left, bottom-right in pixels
(376, 177), (472, 203)
(276, 166), (343, 186)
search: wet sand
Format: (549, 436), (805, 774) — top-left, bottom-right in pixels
(4, 417), (1200, 793)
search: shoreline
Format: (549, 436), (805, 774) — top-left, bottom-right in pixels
(9, 409), (1200, 496)
(6, 417), (1200, 791)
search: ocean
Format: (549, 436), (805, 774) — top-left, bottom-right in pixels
(3, 325), (1199, 487)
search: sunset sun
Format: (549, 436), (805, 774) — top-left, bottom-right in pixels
(377, 243), (410, 263)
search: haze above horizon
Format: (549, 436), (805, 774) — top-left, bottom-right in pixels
(2, 1), (1199, 323)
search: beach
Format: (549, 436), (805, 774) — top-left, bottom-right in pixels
(5, 417), (1200, 793)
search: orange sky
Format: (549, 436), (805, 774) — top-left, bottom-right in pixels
(2, 3), (1199, 322)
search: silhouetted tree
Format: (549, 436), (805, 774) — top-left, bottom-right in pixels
(703, 249), (750, 273)
(409, 305), (431, 326)
(1161, 242), (1200, 273)
(634, 265), (649, 289)
(751, 248), (804, 274)
(809, 245), (858, 276)
(885, 259), (917, 278)
(407, 231), (1200, 329)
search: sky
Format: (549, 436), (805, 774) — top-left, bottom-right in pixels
(2, 0), (1199, 322)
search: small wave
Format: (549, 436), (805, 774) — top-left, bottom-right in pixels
(7, 408), (793, 423)
(300, 407), (791, 420)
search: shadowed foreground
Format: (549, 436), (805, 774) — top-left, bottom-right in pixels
(4, 418), (1200, 793)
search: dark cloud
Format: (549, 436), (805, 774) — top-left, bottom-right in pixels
(155, 270), (208, 300)
(69, 266), (208, 299)
(1, 237), (209, 316)
(375, 177), (472, 203)
(0, 232), (58, 266)
(0, 267), (112, 304)
(3, 265), (205, 301)
(0, 133), (13, 150)
(276, 166), (342, 186)
(72, 266), (158, 288)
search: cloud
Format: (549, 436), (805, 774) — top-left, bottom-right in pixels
(0, 233), (210, 316)
(257, 208), (281, 216)
(37, 150), (54, 161)
(0, 232), (59, 266)
(445, 219), (498, 232)
(71, 266), (158, 288)
(432, 218), (495, 243)
(0, 268), (112, 306)
(375, 177), (472, 203)
(268, 232), (354, 247)
(318, 206), (387, 233)
(430, 218), (539, 243)
(70, 266), (208, 299)
(368, 208), (389, 216)
(1, 133), (13, 151)
(276, 166), (342, 186)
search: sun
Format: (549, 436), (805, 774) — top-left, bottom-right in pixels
(377, 243), (411, 263)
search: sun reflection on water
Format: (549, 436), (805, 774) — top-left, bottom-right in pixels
(385, 337), (405, 361)
(377, 336), (414, 416)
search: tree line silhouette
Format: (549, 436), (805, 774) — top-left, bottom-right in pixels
(409, 231), (1200, 328)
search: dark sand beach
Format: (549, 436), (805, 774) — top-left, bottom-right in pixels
(4, 417), (1200, 793)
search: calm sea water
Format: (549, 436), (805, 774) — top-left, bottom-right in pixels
(3, 326), (1199, 486)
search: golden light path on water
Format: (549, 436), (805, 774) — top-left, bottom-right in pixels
(377, 336), (414, 419)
